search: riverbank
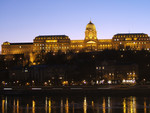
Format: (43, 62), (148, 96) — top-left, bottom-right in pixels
(0, 85), (150, 96)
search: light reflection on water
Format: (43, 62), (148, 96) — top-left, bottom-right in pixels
(83, 97), (87, 113)
(1, 96), (150, 113)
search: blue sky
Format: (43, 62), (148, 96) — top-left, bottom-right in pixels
(0, 0), (150, 50)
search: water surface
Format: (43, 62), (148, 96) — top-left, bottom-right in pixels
(1, 95), (150, 113)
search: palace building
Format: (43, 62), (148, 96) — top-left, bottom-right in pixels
(2, 21), (150, 57)
(33, 35), (70, 53)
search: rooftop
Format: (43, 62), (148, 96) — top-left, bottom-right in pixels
(36, 35), (68, 38)
(10, 43), (33, 45)
(114, 33), (147, 36)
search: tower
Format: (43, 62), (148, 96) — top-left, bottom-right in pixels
(84, 21), (98, 51)
(85, 21), (98, 42)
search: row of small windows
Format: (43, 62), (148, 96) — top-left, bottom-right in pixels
(119, 42), (147, 44)
(99, 44), (112, 46)
(35, 44), (44, 46)
(71, 45), (83, 47)
(96, 66), (105, 70)
(34, 44), (69, 46)
(114, 38), (149, 41)
(71, 44), (112, 47)
(114, 35), (148, 38)
(39, 46), (69, 49)
(127, 72), (136, 75)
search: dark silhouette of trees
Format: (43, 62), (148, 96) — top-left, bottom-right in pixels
(1, 49), (150, 83)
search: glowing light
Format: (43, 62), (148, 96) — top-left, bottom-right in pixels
(26, 82), (30, 86)
(108, 80), (112, 84)
(2, 99), (5, 113)
(32, 100), (35, 113)
(96, 80), (99, 84)
(108, 97), (111, 113)
(82, 80), (87, 85)
(144, 98), (147, 113)
(102, 97), (106, 113)
(126, 38), (132, 41)
(123, 98), (126, 113)
(92, 101), (94, 108)
(49, 98), (51, 113)
(44, 82), (48, 86)
(127, 96), (136, 113)
(27, 104), (29, 113)
(65, 98), (69, 113)
(99, 80), (105, 84)
(62, 81), (68, 85)
(122, 79), (136, 84)
(17, 99), (19, 113)
(83, 97), (87, 113)
(46, 40), (57, 43)
(87, 41), (96, 43)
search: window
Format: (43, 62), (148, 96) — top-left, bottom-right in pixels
(59, 77), (63, 79)
(126, 38), (132, 41)
(25, 70), (28, 72)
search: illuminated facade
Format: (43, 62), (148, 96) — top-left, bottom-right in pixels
(33, 35), (70, 53)
(113, 33), (150, 50)
(71, 21), (113, 52)
(1, 21), (150, 56)
(2, 42), (33, 55)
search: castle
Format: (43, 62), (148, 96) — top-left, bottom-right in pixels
(2, 21), (150, 58)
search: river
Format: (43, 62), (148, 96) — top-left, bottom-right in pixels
(1, 95), (149, 113)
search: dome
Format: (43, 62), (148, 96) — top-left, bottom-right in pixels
(86, 21), (96, 30)
(3, 41), (10, 45)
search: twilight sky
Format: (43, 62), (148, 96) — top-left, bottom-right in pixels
(0, 0), (150, 50)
